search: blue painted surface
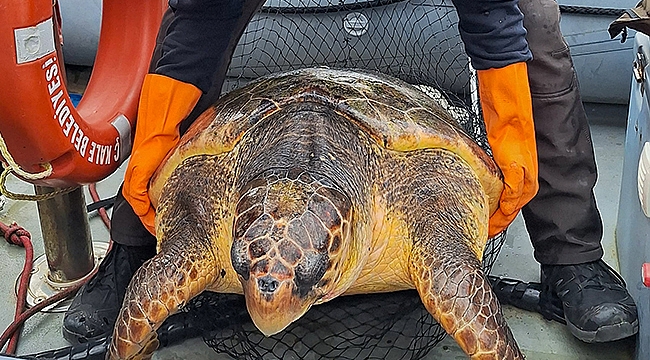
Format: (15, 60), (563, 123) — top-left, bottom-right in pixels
(616, 31), (650, 360)
(69, 93), (82, 107)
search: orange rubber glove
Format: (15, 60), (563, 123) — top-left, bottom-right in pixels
(122, 74), (202, 234)
(477, 62), (539, 237)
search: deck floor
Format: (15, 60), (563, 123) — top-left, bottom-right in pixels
(0, 103), (636, 359)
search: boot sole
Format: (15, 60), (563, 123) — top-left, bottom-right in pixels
(566, 317), (639, 343)
(62, 324), (109, 345)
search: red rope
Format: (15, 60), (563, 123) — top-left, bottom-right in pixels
(0, 222), (33, 354)
(0, 278), (86, 352)
(0, 183), (113, 354)
(89, 183), (111, 230)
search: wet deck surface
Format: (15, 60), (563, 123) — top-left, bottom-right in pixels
(0, 103), (636, 359)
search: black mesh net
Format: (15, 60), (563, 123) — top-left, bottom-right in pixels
(180, 0), (506, 359)
(179, 235), (505, 360)
(225, 0), (469, 92)
(223, 0), (491, 152)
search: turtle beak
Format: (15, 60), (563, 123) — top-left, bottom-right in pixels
(241, 275), (314, 336)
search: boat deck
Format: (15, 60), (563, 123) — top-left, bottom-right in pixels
(0, 101), (636, 359)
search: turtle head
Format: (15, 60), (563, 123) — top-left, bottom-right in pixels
(231, 173), (352, 336)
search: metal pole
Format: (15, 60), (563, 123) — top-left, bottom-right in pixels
(35, 186), (94, 282)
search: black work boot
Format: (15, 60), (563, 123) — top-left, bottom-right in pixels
(539, 260), (638, 343)
(62, 242), (156, 343)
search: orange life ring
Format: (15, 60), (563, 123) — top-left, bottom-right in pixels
(0, 0), (165, 187)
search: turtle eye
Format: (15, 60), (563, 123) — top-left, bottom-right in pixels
(317, 278), (330, 289)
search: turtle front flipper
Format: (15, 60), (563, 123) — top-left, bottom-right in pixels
(390, 150), (521, 359)
(410, 246), (522, 359)
(108, 155), (236, 359)
(107, 242), (219, 360)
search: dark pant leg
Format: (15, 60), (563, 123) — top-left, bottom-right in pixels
(110, 1), (263, 246)
(110, 188), (157, 246)
(518, 0), (603, 265)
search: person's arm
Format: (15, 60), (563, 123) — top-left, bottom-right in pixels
(452, 0), (531, 70)
(452, 0), (539, 237)
(156, 0), (246, 93)
(123, 0), (242, 234)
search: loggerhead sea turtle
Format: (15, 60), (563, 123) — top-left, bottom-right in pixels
(108, 67), (522, 359)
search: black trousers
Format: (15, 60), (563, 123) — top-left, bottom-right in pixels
(519, 0), (604, 265)
(112, 0), (605, 266)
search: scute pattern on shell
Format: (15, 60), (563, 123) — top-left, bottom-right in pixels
(149, 68), (501, 211)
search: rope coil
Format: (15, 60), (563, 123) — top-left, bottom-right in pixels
(0, 167), (77, 201)
(0, 132), (52, 180)
(0, 132), (77, 201)
(3, 223), (31, 246)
